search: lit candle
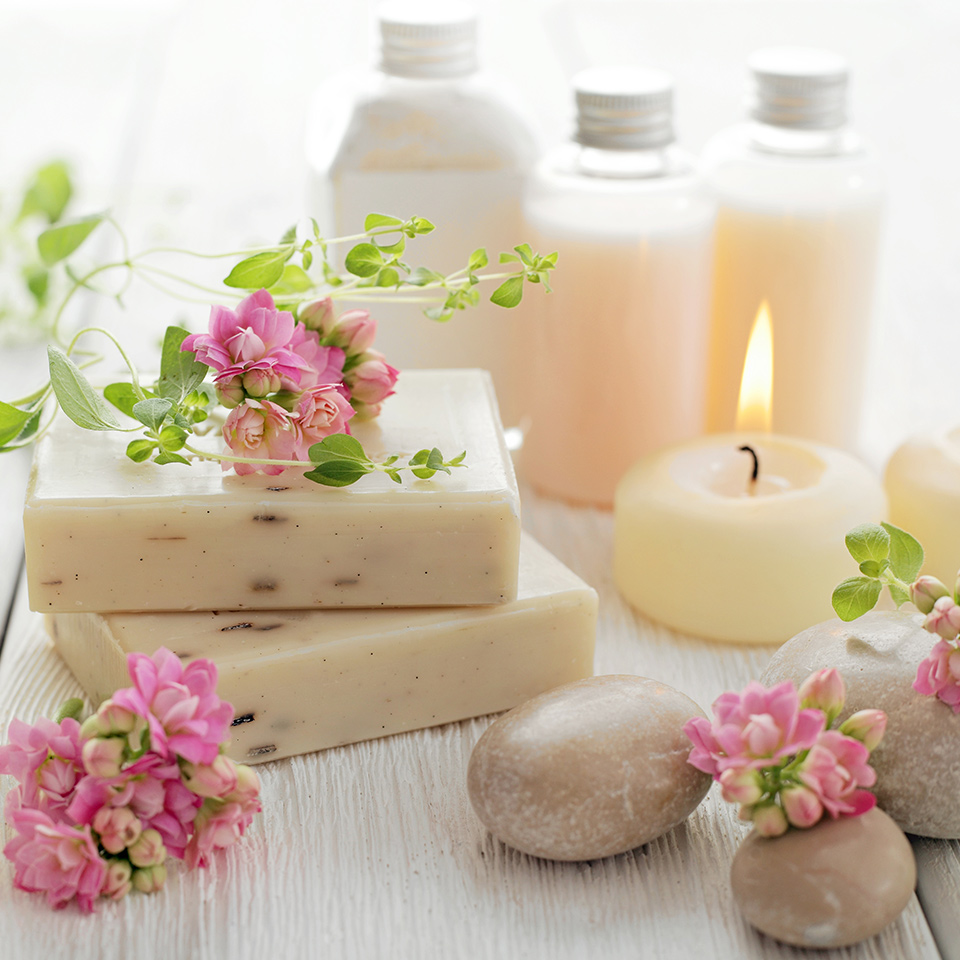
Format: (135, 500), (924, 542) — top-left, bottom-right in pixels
(613, 304), (886, 644)
(885, 428), (960, 580)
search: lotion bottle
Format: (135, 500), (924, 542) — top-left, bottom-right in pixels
(703, 47), (884, 450)
(306, 1), (536, 425)
(520, 66), (715, 508)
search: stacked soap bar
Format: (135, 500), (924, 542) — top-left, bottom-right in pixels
(28, 370), (597, 760)
(49, 534), (597, 764)
(25, 370), (521, 611)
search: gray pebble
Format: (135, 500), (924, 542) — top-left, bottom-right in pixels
(762, 610), (960, 838)
(467, 675), (710, 861)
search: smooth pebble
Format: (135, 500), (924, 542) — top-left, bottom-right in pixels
(731, 808), (916, 948)
(466, 674), (710, 861)
(762, 610), (960, 838)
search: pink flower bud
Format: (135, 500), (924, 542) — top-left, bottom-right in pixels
(183, 754), (240, 799)
(216, 376), (245, 409)
(781, 786), (824, 829)
(752, 803), (789, 837)
(103, 859), (133, 900)
(82, 737), (125, 778)
(347, 351), (398, 406)
(798, 668), (846, 723)
(334, 310), (377, 354)
(242, 367), (282, 398)
(93, 805), (143, 855)
(839, 709), (887, 752)
(298, 298), (335, 334)
(128, 828), (166, 868)
(911, 576), (951, 615)
(131, 864), (167, 895)
(95, 699), (137, 735)
(925, 595), (960, 640)
(719, 768), (763, 806)
(228, 763), (261, 804)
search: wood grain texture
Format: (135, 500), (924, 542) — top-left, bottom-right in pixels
(0, 496), (943, 960)
(913, 838), (960, 960)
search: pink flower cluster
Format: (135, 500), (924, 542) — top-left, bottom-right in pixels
(910, 577), (960, 712)
(684, 670), (886, 838)
(182, 290), (398, 476)
(0, 649), (260, 912)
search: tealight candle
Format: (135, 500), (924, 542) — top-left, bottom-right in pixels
(885, 427), (960, 579)
(613, 434), (886, 643)
(613, 302), (886, 644)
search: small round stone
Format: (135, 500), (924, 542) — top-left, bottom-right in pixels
(466, 675), (710, 861)
(761, 610), (960, 838)
(731, 808), (916, 948)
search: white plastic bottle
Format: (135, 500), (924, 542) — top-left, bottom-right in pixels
(306, 1), (536, 425)
(703, 47), (884, 451)
(520, 67), (716, 508)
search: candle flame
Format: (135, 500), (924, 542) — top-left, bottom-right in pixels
(736, 301), (773, 433)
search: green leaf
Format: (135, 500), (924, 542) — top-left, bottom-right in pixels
(490, 276), (524, 308)
(375, 235), (406, 256)
(0, 402), (33, 447)
(302, 248), (313, 272)
(132, 398), (173, 431)
(881, 522), (924, 583)
(424, 305), (454, 322)
(23, 265), (49, 305)
(269, 263), (313, 296)
(308, 433), (370, 464)
(514, 243), (535, 266)
(158, 326), (208, 402)
(888, 582), (910, 608)
(54, 698), (84, 724)
(407, 267), (444, 287)
(449, 451), (466, 466)
(159, 424), (187, 451)
(468, 248), (489, 271)
(832, 576), (883, 622)
(365, 213), (404, 230)
(499, 252), (521, 264)
(38, 214), (103, 265)
(104, 382), (143, 418)
(844, 524), (890, 565)
(279, 224), (297, 245)
(377, 267), (400, 287)
(303, 460), (371, 487)
(344, 243), (384, 278)
(126, 439), (156, 463)
(410, 217), (434, 235)
(18, 161), (72, 223)
(859, 559), (883, 578)
(14, 408), (42, 443)
(223, 249), (289, 289)
(47, 346), (120, 431)
(154, 451), (190, 465)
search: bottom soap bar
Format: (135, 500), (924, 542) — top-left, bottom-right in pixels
(47, 534), (597, 764)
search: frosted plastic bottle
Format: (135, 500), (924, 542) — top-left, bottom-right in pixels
(306, 1), (536, 426)
(703, 47), (884, 450)
(520, 67), (715, 508)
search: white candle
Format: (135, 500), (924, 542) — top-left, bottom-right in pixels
(613, 433), (886, 644)
(885, 427), (960, 581)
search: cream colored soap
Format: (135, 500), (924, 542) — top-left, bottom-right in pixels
(47, 535), (597, 764)
(25, 370), (520, 612)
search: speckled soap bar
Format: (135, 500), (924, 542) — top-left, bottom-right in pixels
(47, 534), (597, 764)
(25, 370), (520, 612)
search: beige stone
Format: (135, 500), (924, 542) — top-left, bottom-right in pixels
(466, 675), (710, 861)
(761, 610), (960, 838)
(731, 808), (916, 948)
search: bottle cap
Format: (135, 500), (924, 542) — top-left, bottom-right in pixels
(573, 66), (675, 150)
(379, 1), (478, 79)
(749, 47), (849, 129)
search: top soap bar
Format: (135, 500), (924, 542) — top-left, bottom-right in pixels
(24, 369), (520, 612)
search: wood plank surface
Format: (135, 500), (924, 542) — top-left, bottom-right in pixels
(0, 498), (943, 960)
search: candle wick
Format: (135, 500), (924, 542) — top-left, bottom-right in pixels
(738, 445), (760, 487)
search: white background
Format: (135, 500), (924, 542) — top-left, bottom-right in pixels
(1, 0), (959, 464)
